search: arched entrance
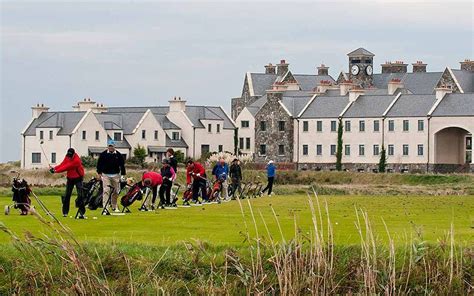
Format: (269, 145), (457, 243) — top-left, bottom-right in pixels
(434, 127), (472, 171)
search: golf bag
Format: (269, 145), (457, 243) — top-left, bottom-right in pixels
(79, 177), (102, 210)
(9, 177), (32, 215)
(120, 183), (143, 209)
(209, 177), (225, 202)
(182, 185), (193, 203)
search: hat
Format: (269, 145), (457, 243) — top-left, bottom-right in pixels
(232, 158), (239, 162)
(268, 160), (274, 164)
(66, 148), (75, 157)
(162, 158), (170, 164)
(107, 139), (116, 146)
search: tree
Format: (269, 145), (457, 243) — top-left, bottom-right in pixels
(234, 128), (239, 155)
(335, 119), (343, 171)
(174, 150), (185, 164)
(133, 144), (147, 168)
(378, 145), (387, 173)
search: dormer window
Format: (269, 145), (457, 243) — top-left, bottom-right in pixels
(172, 132), (180, 140)
(113, 132), (122, 141)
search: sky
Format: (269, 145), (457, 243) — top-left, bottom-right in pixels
(1, 0), (473, 162)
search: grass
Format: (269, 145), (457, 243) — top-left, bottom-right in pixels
(1, 193), (473, 247)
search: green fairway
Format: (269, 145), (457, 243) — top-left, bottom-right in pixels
(1, 194), (473, 246)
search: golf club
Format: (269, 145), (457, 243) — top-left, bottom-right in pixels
(39, 140), (52, 167)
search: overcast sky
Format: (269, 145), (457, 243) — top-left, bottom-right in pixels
(1, 0), (473, 162)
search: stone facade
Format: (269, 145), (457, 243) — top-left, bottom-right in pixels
(231, 75), (259, 120)
(254, 91), (294, 163)
(412, 61), (427, 73)
(381, 62), (408, 74)
(460, 60), (474, 72)
(349, 56), (373, 88)
(435, 68), (461, 93)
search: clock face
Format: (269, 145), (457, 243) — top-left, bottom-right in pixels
(351, 65), (360, 75)
(366, 65), (373, 76)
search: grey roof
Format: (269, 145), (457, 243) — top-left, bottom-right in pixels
(148, 146), (168, 153)
(95, 113), (123, 130)
(343, 95), (396, 118)
(106, 136), (131, 149)
(300, 96), (350, 118)
(431, 93), (474, 116)
(293, 74), (336, 91)
(97, 112), (145, 134)
(88, 146), (107, 154)
(155, 115), (180, 130)
(372, 72), (443, 94)
(165, 135), (188, 148)
(185, 106), (235, 129)
(247, 106), (260, 116)
(249, 73), (335, 96)
(23, 111), (86, 136)
(385, 94), (436, 117)
(107, 106), (169, 115)
(347, 48), (375, 57)
(451, 69), (474, 93)
(281, 96), (313, 116)
(249, 73), (277, 96)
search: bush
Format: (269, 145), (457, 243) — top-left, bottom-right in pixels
(174, 150), (185, 164)
(133, 145), (147, 168)
(81, 156), (97, 168)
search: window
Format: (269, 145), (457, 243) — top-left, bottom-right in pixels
(303, 121), (309, 132)
(217, 124), (221, 133)
(260, 144), (266, 155)
(241, 120), (249, 128)
(260, 121), (266, 131)
(239, 137), (244, 149)
(49, 130), (53, 140)
(113, 132), (122, 141)
(373, 144), (380, 156)
(316, 121), (323, 132)
(246, 138), (251, 150)
(316, 145), (322, 156)
(218, 145), (223, 152)
(417, 144), (424, 156)
(51, 152), (56, 164)
(345, 120), (351, 132)
(172, 132), (180, 140)
(278, 121), (285, 131)
(141, 130), (146, 140)
(208, 124), (212, 133)
(330, 144), (336, 156)
(39, 131), (44, 140)
(373, 120), (380, 132)
(303, 145), (308, 155)
(345, 144), (351, 156)
(418, 120), (424, 131)
(154, 130), (158, 140)
(32, 153), (41, 164)
(95, 131), (100, 141)
(388, 145), (394, 156)
(359, 120), (365, 132)
(403, 144), (409, 156)
(330, 121), (337, 132)
(82, 130), (86, 140)
(201, 144), (210, 154)
(388, 120), (394, 131)
(359, 145), (365, 156)
(278, 145), (285, 155)
(403, 120), (409, 132)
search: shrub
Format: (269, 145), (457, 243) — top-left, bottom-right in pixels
(81, 156), (97, 168)
(174, 150), (185, 164)
(133, 144), (147, 168)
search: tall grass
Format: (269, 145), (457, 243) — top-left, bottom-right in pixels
(0, 188), (473, 295)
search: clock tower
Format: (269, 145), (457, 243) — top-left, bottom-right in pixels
(347, 48), (374, 88)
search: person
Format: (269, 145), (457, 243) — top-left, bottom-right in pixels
(261, 160), (276, 196)
(186, 160), (208, 204)
(166, 148), (178, 173)
(211, 157), (229, 201)
(158, 158), (176, 208)
(49, 148), (86, 218)
(96, 139), (126, 212)
(229, 158), (242, 198)
(140, 170), (163, 210)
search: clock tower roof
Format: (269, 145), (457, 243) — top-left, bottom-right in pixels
(347, 47), (375, 57)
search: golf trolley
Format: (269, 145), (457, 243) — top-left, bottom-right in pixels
(101, 179), (128, 216)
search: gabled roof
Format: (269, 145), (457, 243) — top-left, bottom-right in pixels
(372, 72), (443, 94)
(165, 135), (189, 148)
(385, 94), (437, 117)
(451, 69), (474, 93)
(185, 106), (235, 129)
(431, 93), (474, 116)
(294, 74), (336, 91)
(95, 113), (123, 130)
(347, 48), (375, 57)
(23, 111), (86, 136)
(343, 95), (396, 118)
(300, 96), (350, 118)
(155, 114), (180, 130)
(248, 73), (277, 96)
(281, 96), (313, 117)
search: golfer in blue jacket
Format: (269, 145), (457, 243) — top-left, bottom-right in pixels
(261, 160), (276, 195)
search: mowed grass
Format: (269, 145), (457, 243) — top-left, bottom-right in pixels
(0, 193), (473, 247)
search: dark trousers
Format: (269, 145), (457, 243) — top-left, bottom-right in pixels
(150, 185), (158, 204)
(63, 177), (84, 215)
(261, 177), (274, 195)
(192, 179), (208, 201)
(231, 178), (242, 197)
(159, 180), (172, 205)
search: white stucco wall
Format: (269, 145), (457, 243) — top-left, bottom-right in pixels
(71, 111), (108, 157)
(23, 128), (70, 169)
(166, 110), (195, 158)
(341, 117), (384, 164)
(235, 108), (255, 155)
(297, 118), (339, 163)
(194, 119), (234, 157)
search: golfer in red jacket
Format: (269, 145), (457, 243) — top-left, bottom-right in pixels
(186, 160), (208, 203)
(50, 148), (86, 218)
(140, 171), (163, 210)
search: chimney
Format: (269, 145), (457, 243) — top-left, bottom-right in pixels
(264, 63), (276, 74)
(460, 59), (474, 72)
(266, 89), (283, 102)
(317, 64), (329, 76)
(276, 59), (289, 76)
(31, 103), (49, 118)
(169, 96), (186, 112)
(339, 80), (354, 96)
(412, 61), (427, 73)
(75, 98), (96, 111)
(435, 85), (452, 101)
(91, 103), (108, 113)
(381, 61), (407, 73)
(348, 88), (365, 102)
(316, 80), (333, 94)
(388, 78), (404, 95)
